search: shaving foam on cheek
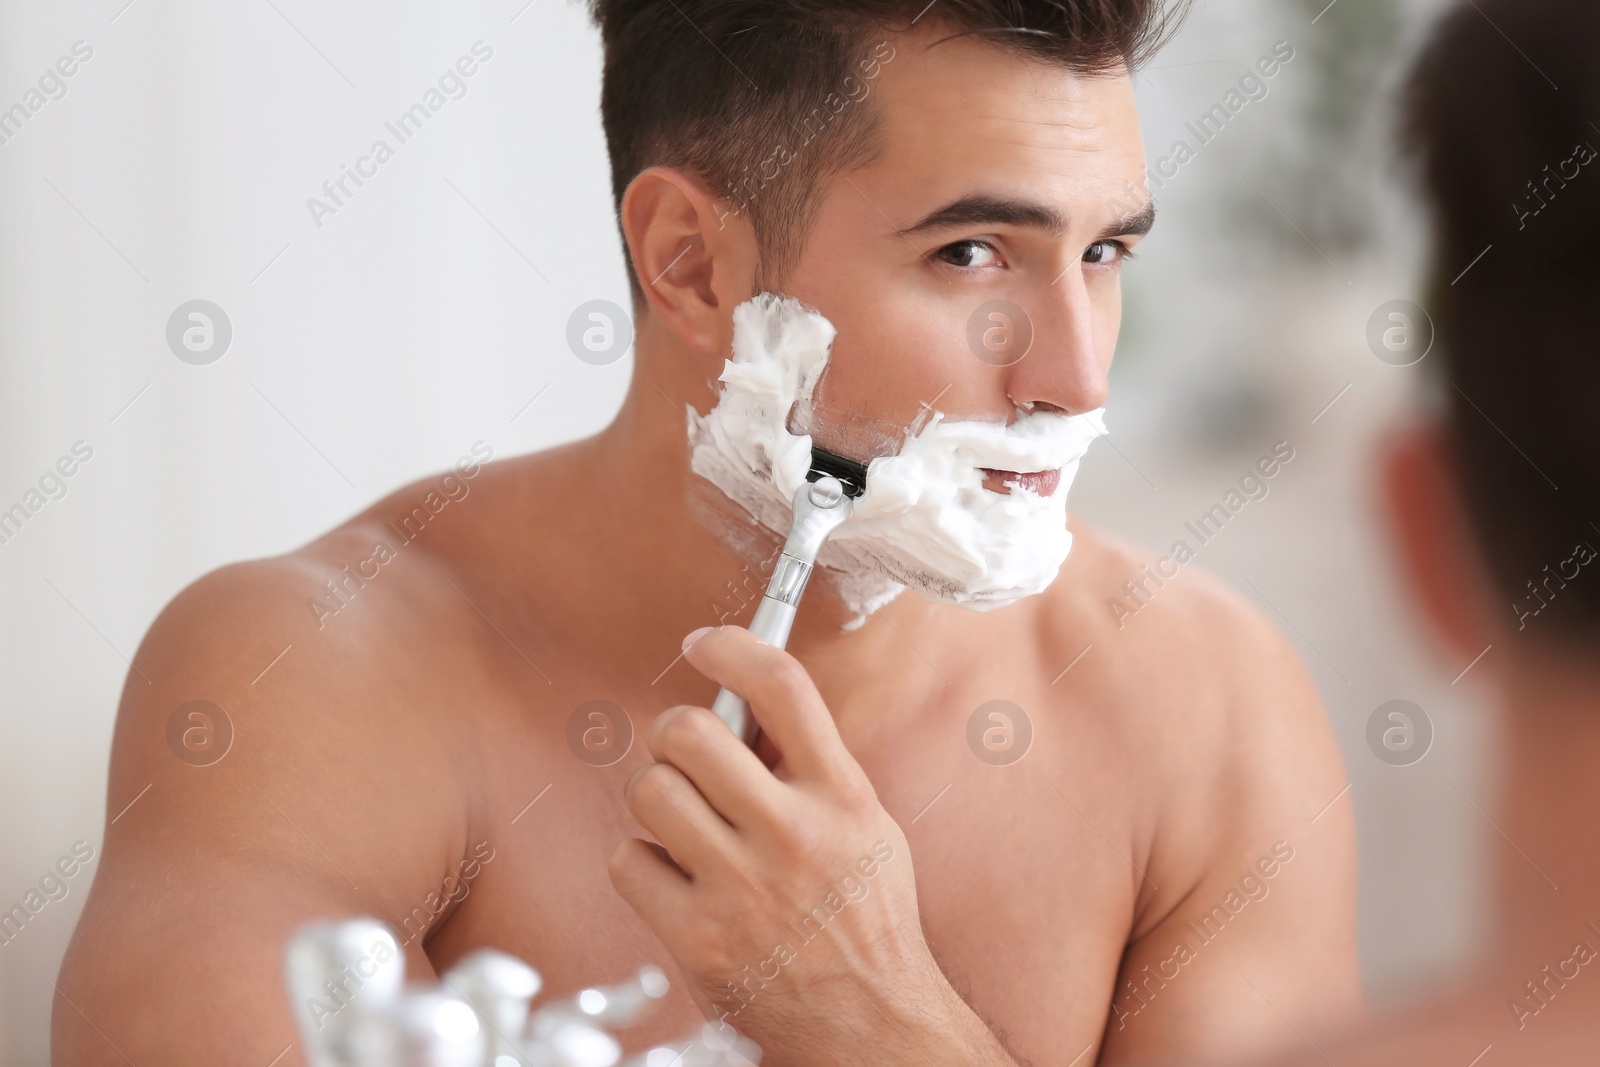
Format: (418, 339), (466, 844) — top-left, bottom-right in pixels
(686, 293), (832, 541)
(687, 292), (1108, 625)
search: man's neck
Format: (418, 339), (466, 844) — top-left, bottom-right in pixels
(1491, 648), (1600, 972)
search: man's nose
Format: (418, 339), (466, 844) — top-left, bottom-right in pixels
(996, 270), (1110, 416)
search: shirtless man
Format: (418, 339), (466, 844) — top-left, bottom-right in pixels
(1257, 1), (1600, 1064)
(55, 2), (1361, 1064)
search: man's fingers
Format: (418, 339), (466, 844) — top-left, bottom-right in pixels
(623, 760), (740, 879)
(608, 838), (694, 929)
(682, 626), (854, 784)
(648, 705), (787, 831)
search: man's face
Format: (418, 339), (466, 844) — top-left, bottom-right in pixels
(774, 26), (1150, 479)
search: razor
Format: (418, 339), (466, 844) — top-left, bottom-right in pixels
(709, 445), (869, 746)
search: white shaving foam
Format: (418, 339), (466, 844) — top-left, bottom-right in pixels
(687, 292), (1106, 627)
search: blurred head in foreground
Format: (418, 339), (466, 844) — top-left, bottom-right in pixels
(1333, 2), (1600, 1057)
(1389, 0), (1600, 680)
(1273, 19), (1600, 1067)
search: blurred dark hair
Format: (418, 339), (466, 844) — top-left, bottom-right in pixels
(586, 0), (1188, 300)
(1402, 0), (1600, 644)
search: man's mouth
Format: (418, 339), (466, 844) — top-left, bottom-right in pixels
(980, 467), (1061, 496)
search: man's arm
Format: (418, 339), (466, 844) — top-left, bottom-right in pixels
(54, 554), (472, 1066)
(1097, 576), (1363, 1065)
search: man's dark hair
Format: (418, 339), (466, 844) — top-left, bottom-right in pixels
(1402, 0), (1600, 646)
(586, 0), (1186, 302)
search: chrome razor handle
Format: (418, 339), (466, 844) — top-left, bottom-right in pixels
(711, 476), (854, 746)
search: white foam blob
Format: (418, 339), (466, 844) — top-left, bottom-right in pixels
(687, 292), (1106, 628)
(431, 998), (481, 1043)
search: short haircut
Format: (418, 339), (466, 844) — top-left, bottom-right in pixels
(1402, 0), (1600, 647)
(585, 0), (1188, 301)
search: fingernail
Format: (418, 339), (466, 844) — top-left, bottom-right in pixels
(683, 626), (715, 650)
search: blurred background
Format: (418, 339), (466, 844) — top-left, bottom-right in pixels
(0, 0), (1485, 1060)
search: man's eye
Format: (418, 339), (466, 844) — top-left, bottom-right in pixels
(1084, 240), (1133, 267)
(935, 239), (1001, 269)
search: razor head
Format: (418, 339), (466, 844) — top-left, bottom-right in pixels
(807, 445), (869, 499)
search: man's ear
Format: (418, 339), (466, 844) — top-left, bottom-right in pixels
(1379, 420), (1505, 665)
(620, 166), (757, 355)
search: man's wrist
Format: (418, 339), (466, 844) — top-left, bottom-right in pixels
(789, 952), (1018, 1067)
(918, 973), (1021, 1067)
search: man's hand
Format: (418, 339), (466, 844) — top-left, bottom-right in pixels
(608, 625), (1015, 1067)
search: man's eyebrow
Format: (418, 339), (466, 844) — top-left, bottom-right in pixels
(897, 194), (1158, 243)
(900, 195), (1068, 239)
(1100, 200), (1157, 242)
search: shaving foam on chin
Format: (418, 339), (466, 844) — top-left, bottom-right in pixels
(822, 407), (1106, 610)
(687, 292), (1107, 625)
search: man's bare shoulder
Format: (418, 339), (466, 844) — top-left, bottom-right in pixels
(1042, 521), (1351, 897)
(131, 506), (462, 707)
(102, 455), (537, 898)
(121, 543), (463, 804)
(120, 442), (602, 806)
(1046, 520), (1323, 718)
(135, 440), (526, 680)
(58, 457), (537, 1062)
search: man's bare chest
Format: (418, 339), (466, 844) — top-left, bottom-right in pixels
(424, 674), (1142, 1061)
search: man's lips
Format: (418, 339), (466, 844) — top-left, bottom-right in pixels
(980, 467), (1061, 496)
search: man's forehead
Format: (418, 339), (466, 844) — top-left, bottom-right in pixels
(871, 24), (1138, 136)
(853, 27), (1145, 227)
